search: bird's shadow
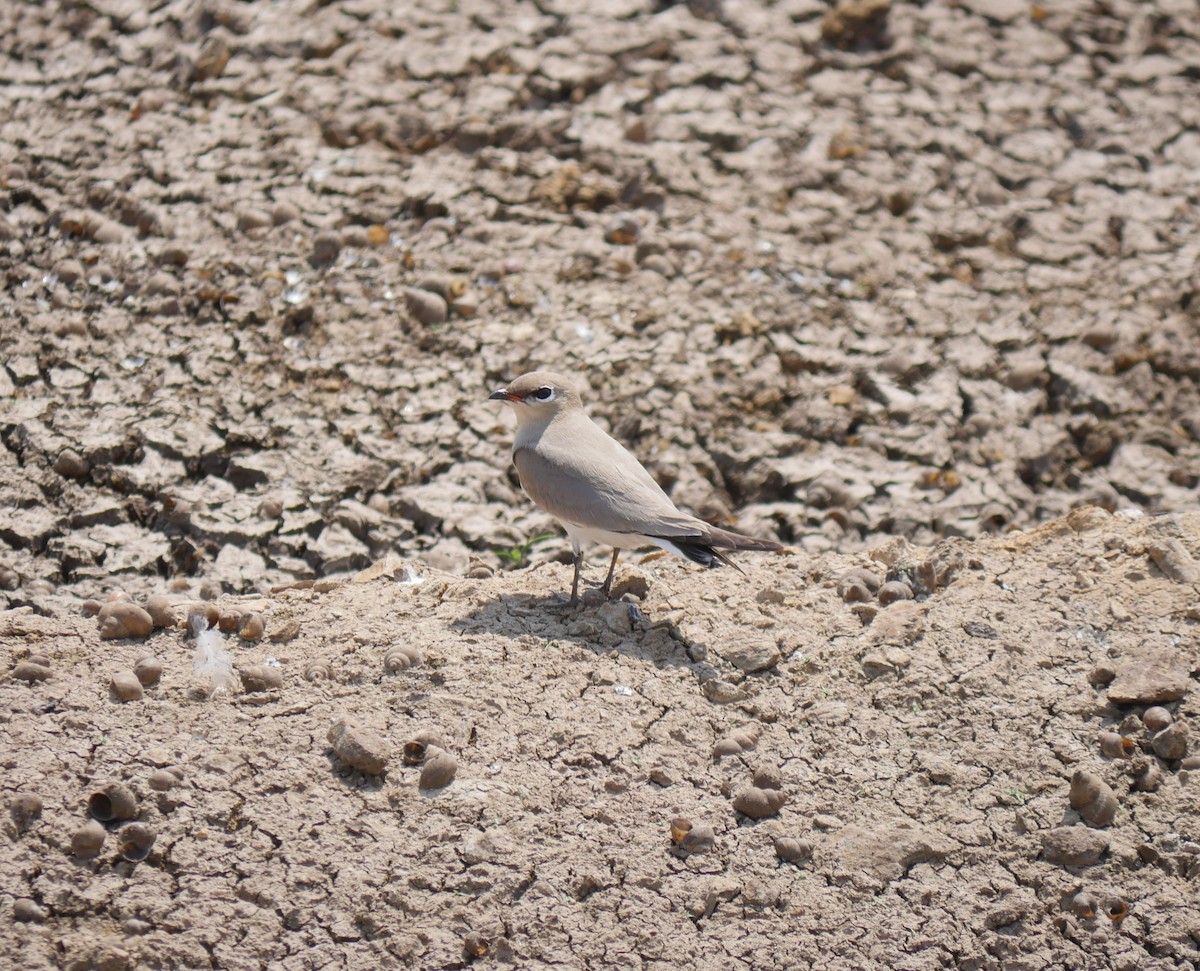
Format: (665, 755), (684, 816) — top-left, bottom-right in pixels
(448, 590), (696, 670)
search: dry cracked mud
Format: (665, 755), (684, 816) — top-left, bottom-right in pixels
(2, 0), (1200, 968)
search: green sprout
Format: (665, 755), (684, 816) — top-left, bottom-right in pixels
(495, 532), (556, 569)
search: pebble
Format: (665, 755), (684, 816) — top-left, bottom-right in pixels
(110, 670), (144, 702)
(311, 230), (342, 264)
(877, 580), (914, 605)
(0, 567), (18, 590)
(1150, 723), (1188, 761)
(13, 898), (47, 923)
(237, 208), (273, 233)
(198, 579), (223, 600)
(271, 201), (300, 226)
(53, 258), (85, 284)
(328, 718), (391, 775)
(53, 448), (90, 479)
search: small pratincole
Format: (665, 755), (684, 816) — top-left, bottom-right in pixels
(490, 370), (784, 604)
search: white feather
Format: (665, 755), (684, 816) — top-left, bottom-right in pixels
(191, 618), (237, 699)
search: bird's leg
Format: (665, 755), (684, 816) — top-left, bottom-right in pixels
(569, 547), (582, 606)
(601, 549), (620, 597)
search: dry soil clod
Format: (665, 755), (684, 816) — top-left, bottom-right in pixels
(304, 660), (333, 683)
(328, 719), (391, 775)
(1068, 770), (1118, 828)
(418, 746), (458, 790)
(774, 836), (813, 864)
(9, 793), (43, 830)
(239, 664), (283, 693)
(732, 786), (788, 819)
(384, 645), (424, 672)
(71, 820), (107, 858)
(110, 671), (144, 702)
(133, 656), (162, 687)
(118, 822), (157, 862)
(88, 782), (138, 822)
(98, 602), (154, 640)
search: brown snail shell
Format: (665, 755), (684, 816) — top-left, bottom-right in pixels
(1069, 770), (1117, 828)
(713, 727), (758, 758)
(1071, 892), (1097, 920)
(27, 653), (50, 668)
(110, 670), (144, 702)
(1098, 731), (1133, 759)
(328, 718), (391, 775)
(463, 932), (489, 959)
(1182, 755), (1200, 771)
(9, 793), (43, 830)
(239, 664), (283, 693)
(143, 596), (177, 630)
(774, 836), (813, 864)
(304, 660), (333, 683)
(133, 656), (162, 687)
(98, 602), (154, 640)
(238, 612), (266, 642)
(12, 661), (52, 682)
(13, 898), (46, 923)
(118, 822), (157, 862)
(419, 746), (458, 789)
(218, 609), (243, 633)
(1104, 898), (1129, 924)
(668, 817), (715, 854)
(71, 820), (107, 858)
(1133, 762), (1163, 792)
(712, 738), (743, 758)
(403, 730), (449, 765)
(384, 645), (424, 673)
(669, 817), (693, 845)
(187, 603), (220, 633)
(1143, 706), (1173, 732)
(732, 786), (788, 820)
(81, 599), (103, 617)
(877, 580), (914, 605)
(89, 782), (139, 822)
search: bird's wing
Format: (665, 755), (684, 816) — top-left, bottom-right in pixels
(513, 433), (705, 539)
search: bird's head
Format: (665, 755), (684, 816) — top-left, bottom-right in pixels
(489, 371), (583, 419)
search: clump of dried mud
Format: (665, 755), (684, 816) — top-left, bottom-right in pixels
(2, 0), (1199, 968)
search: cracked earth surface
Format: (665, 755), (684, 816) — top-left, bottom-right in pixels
(2, 0), (1200, 967)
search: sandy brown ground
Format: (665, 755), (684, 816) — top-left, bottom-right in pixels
(2, 0), (1200, 968)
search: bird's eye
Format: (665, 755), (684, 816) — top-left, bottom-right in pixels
(532, 387), (553, 400)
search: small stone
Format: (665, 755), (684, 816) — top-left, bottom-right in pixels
(0, 567), (19, 590)
(723, 637), (781, 673)
(198, 579), (223, 601)
(1089, 664), (1117, 687)
(311, 230), (342, 263)
(328, 718), (391, 775)
(648, 767), (676, 787)
(1150, 723), (1189, 761)
(13, 898), (46, 923)
(271, 201), (300, 225)
(1040, 825), (1110, 867)
(111, 670), (144, 702)
(237, 208), (272, 233)
(53, 448), (90, 479)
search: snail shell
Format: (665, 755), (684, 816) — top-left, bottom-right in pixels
(187, 603), (219, 634)
(712, 737), (743, 758)
(1098, 731), (1132, 759)
(463, 932), (489, 959)
(1143, 706), (1173, 732)
(27, 653), (51, 668)
(89, 782), (139, 822)
(71, 820), (107, 858)
(669, 817), (693, 845)
(238, 612), (266, 642)
(304, 660), (333, 683)
(713, 728), (758, 758)
(1133, 762), (1163, 792)
(877, 580), (914, 605)
(118, 822), (156, 862)
(98, 602), (154, 640)
(239, 664), (283, 693)
(1069, 770), (1117, 828)
(753, 765), (784, 791)
(328, 719), (391, 775)
(1104, 898), (1129, 924)
(12, 661), (51, 682)
(403, 730), (449, 765)
(774, 836), (812, 864)
(384, 645), (424, 673)
(143, 596), (177, 630)
(133, 656), (162, 687)
(218, 609), (243, 634)
(1071, 892), (1096, 920)
(419, 746), (458, 790)
(670, 818), (715, 855)
(732, 786), (788, 820)
(110, 671), (144, 702)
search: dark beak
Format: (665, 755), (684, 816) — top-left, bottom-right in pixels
(489, 388), (519, 401)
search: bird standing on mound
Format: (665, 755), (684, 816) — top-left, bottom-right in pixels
(489, 370), (784, 604)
